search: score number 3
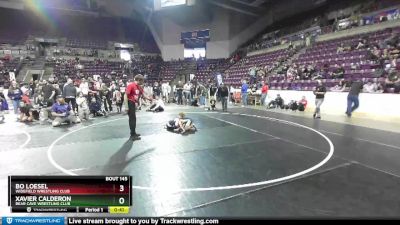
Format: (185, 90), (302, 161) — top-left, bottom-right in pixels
(119, 185), (126, 205)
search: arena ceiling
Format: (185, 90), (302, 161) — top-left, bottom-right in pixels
(0, 0), (328, 20)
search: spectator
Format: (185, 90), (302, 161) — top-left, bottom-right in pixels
(183, 82), (191, 105)
(197, 84), (207, 106)
(0, 86), (8, 122)
(249, 65), (257, 84)
(63, 78), (78, 113)
(298, 96), (308, 108)
(298, 96), (307, 111)
(355, 38), (367, 50)
(363, 78), (382, 93)
(41, 80), (56, 107)
(190, 82), (196, 101)
(161, 81), (170, 103)
(241, 80), (249, 107)
(89, 94), (104, 117)
(268, 94), (284, 109)
(337, 43), (345, 53)
(384, 71), (400, 93)
(76, 92), (90, 121)
(372, 78), (384, 93)
(53, 83), (62, 98)
(113, 89), (123, 113)
(229, 85), (236, 104)
(51, 96), (80, 127)
(261, 81), (269, 106)
(19, 90), (33, 122)
(250, 84), (257, 94)
(389, 45), (400, 59)
(369, 45), (381, 61)
(176, 81), (184, 105)
(79, 78), (89, 96)
(331, 79), (347, 92)
(332, 64), (345, 79)
(153, 81), (161, 99)
(313, 80), (326, 119)
(118, 80), (126, 104)
(100, 83), (112, 113)
(218, 83), (229, 112)
(346, 80), (364, 117)
(286, 66), (297, 81)
(209, 83), (218, 110)
(383, 30), (399, 48)
(143, 83), (153, 106)
(7, 81), (23, 115)
(312, 70), (325, 80)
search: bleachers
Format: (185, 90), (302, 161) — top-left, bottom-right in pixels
(0, 58), (20, 88)
(195, 59), (230, 82)
(159, 61), (187, 83)
(50, 56), (162, 83)
(224, 49), (291, 87)
(268, 26), (400, 92)
(65, 39), (108, 50)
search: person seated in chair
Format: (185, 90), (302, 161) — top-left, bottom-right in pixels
(385, 71), (400, 93)
(51, 96), (80, 127)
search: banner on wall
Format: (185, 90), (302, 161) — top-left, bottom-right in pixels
(363, 8), (400, 24)
(93, 74), (100, 81)
(9, 72), (15, 81)
(215, 72), (223, 86)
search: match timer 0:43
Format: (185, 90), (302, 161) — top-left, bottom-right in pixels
(8, 176), (132, 213)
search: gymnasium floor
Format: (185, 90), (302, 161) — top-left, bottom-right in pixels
(1, 105), (400, 218)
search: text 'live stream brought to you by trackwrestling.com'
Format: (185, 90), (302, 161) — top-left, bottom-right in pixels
(68, 217), (220, 225)
(1, 217), (222, 225)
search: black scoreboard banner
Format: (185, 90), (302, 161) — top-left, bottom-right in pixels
(181, 30), (210, 43)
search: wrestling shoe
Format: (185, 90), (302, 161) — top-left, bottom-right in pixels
(130, 135), (141, 141)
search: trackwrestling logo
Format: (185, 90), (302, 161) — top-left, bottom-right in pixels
(2, 217), (64, 225)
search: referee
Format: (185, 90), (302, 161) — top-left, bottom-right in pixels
(125, 74), (152, 141)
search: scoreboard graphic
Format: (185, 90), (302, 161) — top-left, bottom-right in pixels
(8, 176), (132, 214)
